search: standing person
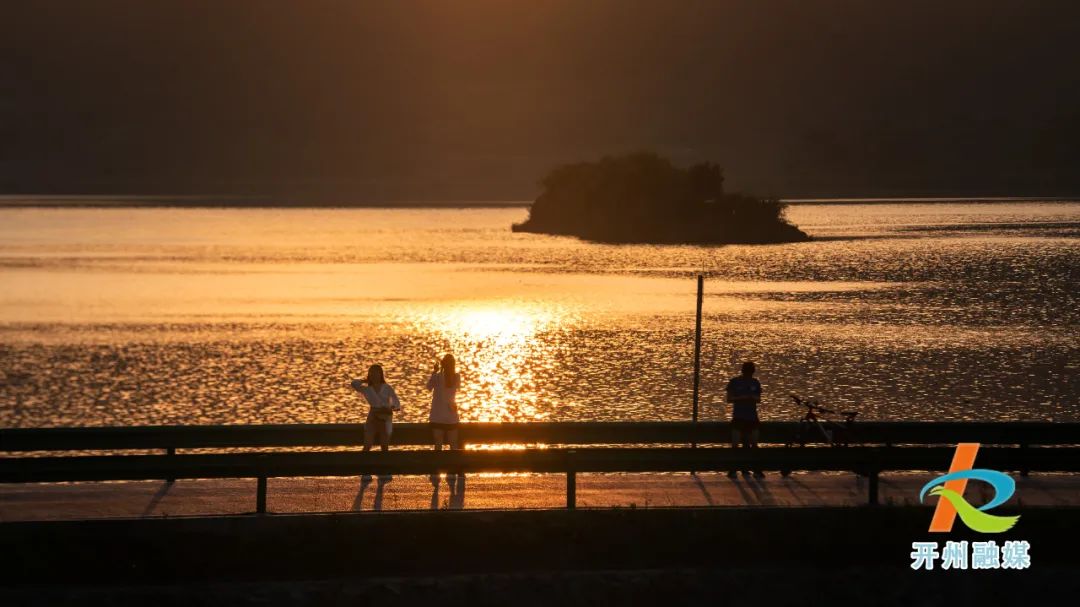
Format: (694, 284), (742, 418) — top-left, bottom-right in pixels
(426, 354), (461, 451)
(351, 364), (401, 452)
(726, 361), (764, 479)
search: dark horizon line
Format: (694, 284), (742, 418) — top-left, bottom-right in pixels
(0, 194), (1078, 209)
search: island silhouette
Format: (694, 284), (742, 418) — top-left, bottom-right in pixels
(512, 152), (809, 244)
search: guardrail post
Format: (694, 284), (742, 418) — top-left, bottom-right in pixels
(256, 476), (268, 514)
(165, 447), (176, 483)
(867, 468), (879, 506)
(566, 450), (577, 509)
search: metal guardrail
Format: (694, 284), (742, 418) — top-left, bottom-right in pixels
(3, 446), (1080, 510)
(3, 421), (1079, 451)
(3, 422), (1079, 512)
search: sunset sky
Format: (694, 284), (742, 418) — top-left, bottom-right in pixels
(4, 0), (1079, 199)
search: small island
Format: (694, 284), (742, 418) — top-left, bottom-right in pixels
(512, 152), (809, 244)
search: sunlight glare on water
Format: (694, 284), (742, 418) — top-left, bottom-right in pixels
(407, 302), (573, 422)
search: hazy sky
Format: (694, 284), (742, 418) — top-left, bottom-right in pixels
(3, 1), (1079, 199)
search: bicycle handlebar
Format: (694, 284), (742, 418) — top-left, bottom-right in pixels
(790, 394), (830, 413)
(790, 394), (858, 419)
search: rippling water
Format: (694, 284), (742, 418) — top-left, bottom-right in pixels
(0, 202), (1077, 426)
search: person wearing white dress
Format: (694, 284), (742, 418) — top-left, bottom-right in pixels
(426, 354), (461, 451)
(351, 364), (401, 452)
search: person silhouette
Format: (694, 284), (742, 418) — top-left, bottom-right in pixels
(351, 363), (401, 453)
(426, 354), (461, 451)
(726, 361), (764, 479)
(426, 354), (462, 488)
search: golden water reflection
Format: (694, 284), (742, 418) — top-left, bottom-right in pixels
(408, 302), (577, 422)
(1, 204), (1077, 427)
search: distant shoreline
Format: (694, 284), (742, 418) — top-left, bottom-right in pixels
(0, 195), (1076, 208)
(0, 196), (532, 208)
(784, 196), (1080, 205)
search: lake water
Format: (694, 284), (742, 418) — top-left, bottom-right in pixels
(0, 202), (1077, 427)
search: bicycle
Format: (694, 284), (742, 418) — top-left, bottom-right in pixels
(780, 395), (859, 477)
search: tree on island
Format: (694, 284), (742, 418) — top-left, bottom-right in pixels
(512, 152), (809, 244)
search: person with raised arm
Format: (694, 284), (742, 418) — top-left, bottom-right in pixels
(351, 364), (401, 453)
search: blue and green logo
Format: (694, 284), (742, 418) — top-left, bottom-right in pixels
(919, 443), (1020, 533)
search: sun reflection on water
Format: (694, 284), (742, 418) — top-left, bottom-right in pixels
(409, 302), (576, 423)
